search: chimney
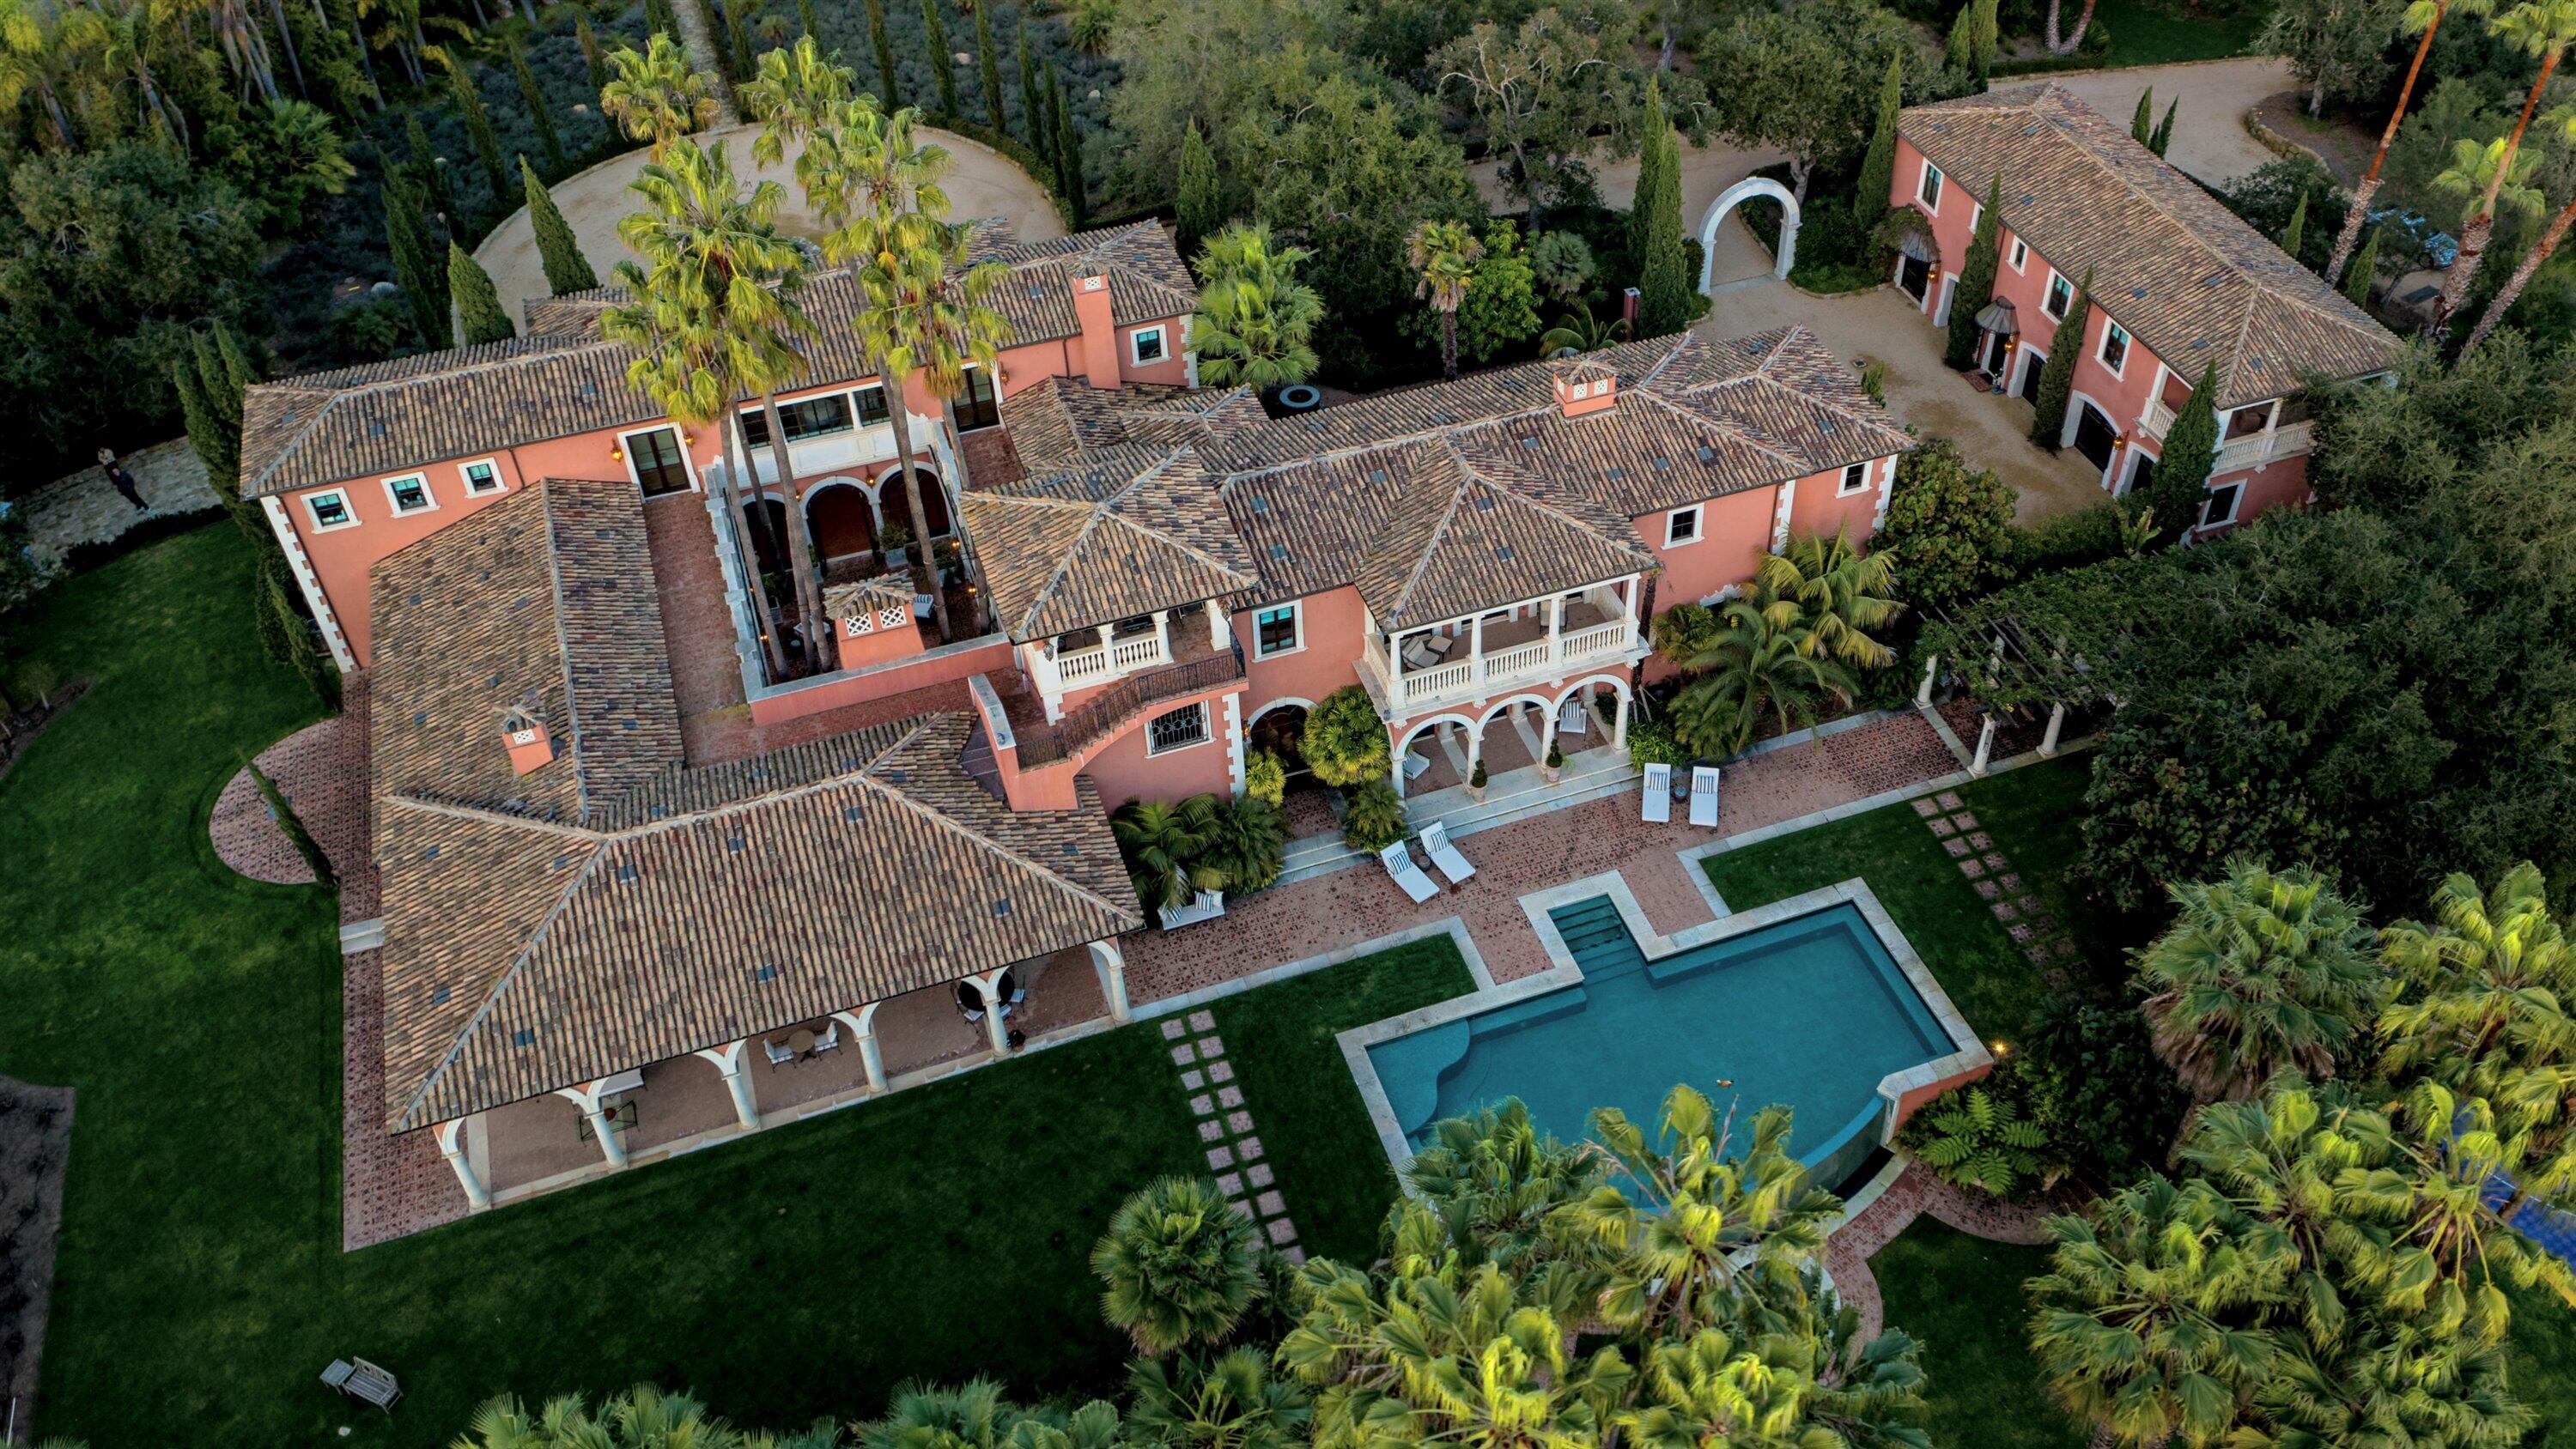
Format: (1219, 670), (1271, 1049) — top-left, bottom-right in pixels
(501, 705), (555, 775)
(1073, 272), (1121, 390)
(1553, 361), (1618, 419)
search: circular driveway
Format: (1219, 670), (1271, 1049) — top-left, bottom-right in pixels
(476, 123), (1066, 324)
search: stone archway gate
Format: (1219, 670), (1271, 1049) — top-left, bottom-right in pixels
(1697, 176), (1801, 294)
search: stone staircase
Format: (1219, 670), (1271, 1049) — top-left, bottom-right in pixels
(1275, 746), (1638, 887)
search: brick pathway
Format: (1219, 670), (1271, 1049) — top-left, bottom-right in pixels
(1912, 791), (2081, 979)
(1824, 1162), (2057, 1340)
(208, 767), (310, 884)
(1163, 1012), (1305, 1263)
(208, 684), (377, 900)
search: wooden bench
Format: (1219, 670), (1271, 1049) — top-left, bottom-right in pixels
(321, 1357), (402, 1411)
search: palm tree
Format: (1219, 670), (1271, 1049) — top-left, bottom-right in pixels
(1187, 223), (1323, 391)
(1754, 530), (1904, 669)
(861, 1381), (1120, 1449)
(602, 138), (809, 679)
(1406, 220), (1483, 380)
(1124, 1349), (1312, 1449)
(2435, 137), (2547, 329)
(2435, 0), (2576, 328)
(1404, 1099), (1599, 1271)
(2244, 1322), (2536, 1448)
(2132, 859), (2383, 1103)
(1667, 601), (1860, 759)
(2026, 1175), (2293, 1446)
(1184, 793), (1285, 895)
(1619, 1288), (1931, 1449)
(741, 33), (854, 176)
(852, 216), (1013, 641)
(1112, 798), (1219, 912)
(2326, 0), (2474, 286)
(2464, 103), (2576, 351)
(1539, 300), (1632, 357)
(601, 34), (722, 157)
(1090, 1176), (1266, 1355)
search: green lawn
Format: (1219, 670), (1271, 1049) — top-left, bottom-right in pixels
(0, 524), (1434, 1446)
(1871, 1220), (2083, 1448)
(2093, 0), (2269, 67)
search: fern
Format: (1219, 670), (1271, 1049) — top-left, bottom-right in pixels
(1897, 1075), (2067, 1200)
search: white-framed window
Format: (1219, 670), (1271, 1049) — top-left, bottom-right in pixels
(2043, 270), (2073, 321)
(2098, 320), (2130, 377)
(1131, 325), (1168, 367)
(1664, 504), (1703, 547)
(739, 392), (857, 451)
(1917, 161), (1944, 212)
(2008, 237), (2028, 272)
(622, 425), (695, 496)
(459, 458), (504, 496)
(303, 488), (357, 532)
(382, 472), (436, 515)
(2201, 480), (2244, 529)
(1838, 461), (1871, 495)
(1253, 602), (1302, 658)
(1145, 700), (1210, 755)
(1969, 202), (1984, 236)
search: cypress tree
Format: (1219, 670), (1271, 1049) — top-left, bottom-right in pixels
(1634, 82), (1692, 336)
(172, 356), (231, 489)
(405, 112), (457, 228)
(2281, 191), (2308, 263)
(1944, 173), (2003, 370)
(798, 0), (821, 41)
(2131, 88), (2154, 146)
(974, 0), (1005, 131)
(2343, 225), (2380, 305)
(1946, 2), (1977, 76)
(386, 177), (450, 346)
(192, 331), (236, 440)
(576, 11), (609, 94)
(2149, 99), (2177, 156)
(523, 155), (599, 294)
(1018, 19), (1043, 149)
(2143, 361), (2219, 543)
(921, 0), (957, 114)
(1176, 123), (1219, 260)
(447, 58), (511, 209)
(510, 39), (565, 173)
(2029, 265), (2091, 448)
(863, 0), (901, 102)
(725, 0), (755, 85)
(1629, 76), (1671, 265)
(645, 0), (679, 42)
(449, 241), (517, 345)
(1051, 65), (1084, 224)
(213, 318), (264, 400)
(1971, 0), (1997, 82)
(254, 553), (294, 663)
(1856, 53), (1901, 231)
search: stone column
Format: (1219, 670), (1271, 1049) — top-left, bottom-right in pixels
(695, 1041), (762, 1131)
(1611, 689), (1631, 749)
(1970, 714), (1997, 777)
(1469, 614), (1485, 682)
(1153, 609), (1171, 663)
(556, 1085), (631, 1169)
(1547, 593), (1564, 660)
(437, 1119), (492, 1212)
(1206, 599), (1231, 652)
(1916, 653), (1939, 708)
(1090, 940), (1131, 1022)
(2039, 701), (2066, 757)
(974, 972), (1013, 1056)
(834, 1006), (887, 1092)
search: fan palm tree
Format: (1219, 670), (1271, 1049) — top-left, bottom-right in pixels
(742, 33), (853, 175)
(2240, 1321), (2536, 1449)
(1619, 1288), (1932, 1449)
(601, 34), (722, 157)
(2026, 1175), (2293, 1447)
(1539, 300), (1632, 357)
(602, 138), (808, 679)
(1753, 530), (1904, 669)
(2435, 0), (2576, 327)
(1406, 220), (1483, 380)
(1090, 1176), (1266, 1355)
(2178, 1082), (2398, 1349)
(2464, 104), (2576, 352)
(2326, 0), (2478, 286)
(1182, 792), (1285, 895)
(2132, 859), (2384, 1103)
(1187, 223), (1324, 391)
(0, 0), (78, 149)
(2367, 1082), (2576, 1337)
(1124, 1349), (1313, 1449)
(1113, 797), (1221, 912)
(1404, 1099), (1600, 1271)
(1666, 601), (1860, 759)
(62, 0), (187, 147)
(852, 216), (1012, 641)
(861, 1381), (1121, 1449)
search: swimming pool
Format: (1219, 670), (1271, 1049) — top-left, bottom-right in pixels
(1347, 884), (1986, 1185)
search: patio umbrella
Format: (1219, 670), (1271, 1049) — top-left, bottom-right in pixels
(1972, 296), (2019, 337)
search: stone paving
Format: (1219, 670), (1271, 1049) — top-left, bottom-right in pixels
(12, 440), (220, 583)
(208, 688), (376, 899)
(1913, 790), (2082, 979)
(1824, 1162), (2058, 1341)
(1163, 1012), (1305, 1262)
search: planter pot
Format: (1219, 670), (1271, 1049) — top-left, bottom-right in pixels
(1465, 782), (1486, 803)
(884, 546), (910, 568)
(1538, 763), (1562, 785)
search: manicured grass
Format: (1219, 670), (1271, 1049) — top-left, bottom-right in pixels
(2093, 0), (2268, 67)
(1871, 1219), (2083, 1448)
(1207, 938), (1479, 1263)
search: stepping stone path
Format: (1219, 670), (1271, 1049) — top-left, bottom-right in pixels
(1913, 791), (2082, 981)
(1163, 1011), (1304, 1263)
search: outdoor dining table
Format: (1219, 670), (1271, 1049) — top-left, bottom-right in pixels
(786, 1028), (817, 1056)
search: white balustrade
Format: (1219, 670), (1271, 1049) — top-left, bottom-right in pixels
(2142, 398), (2177, 440)
(1398, 656), (1477, 706)
(1553, 619), (1630, 665)
(2214, 418), (2313, 474)
(1479, 639), (1551, 682)
(1109, 634), (1168, 670)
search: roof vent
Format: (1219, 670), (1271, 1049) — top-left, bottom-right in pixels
(616, 863), (639, 882)
(513, 1028), (536, 1046)
(1606, 466), (1625, 481)
(500, 703), (555, 775)
(1270, 543), (1289, 560)
(993, 897), (1013, 918)
(727, 834), (746, 852)
(1653, 456), (1672, 471)
(2131, 287), (2148, 299)
(843, 805), (865, 822)
(367, 419), (387, 437)
(430, 985), (451, 1005)
(1496, 545), (1516, 562)
(1369, 469), (1387, 483)
(754, 963), (779, 982)
(422, 846), (440, 862)
(550, 853), (569, 870)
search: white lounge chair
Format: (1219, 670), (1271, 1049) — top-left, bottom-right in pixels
(763, 1038), (797, 1069)
(1689, 765), (1722, 828)
(1158, 888), (1227, 930)
(1379, 841), (1439, 903)
(1402, 751), (1432, 781)
(1641, 762), (1672, 823)
(811, 1022), (841, 1055)
(1558, 697), (1585, 735)
(1420, 821), (1477, 886)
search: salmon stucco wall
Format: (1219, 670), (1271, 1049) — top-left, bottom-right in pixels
(1078, 684), (1242, 809)
(747, 636), (1018, 726)
(1238, 586), (1371, 725)
(2205, 451), (2310, 534)
(286, 449), (546, 666)
(1640, 487), (1780, 609)
(1784, 456), (1899, 544)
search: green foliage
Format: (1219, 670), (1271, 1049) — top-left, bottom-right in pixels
(2218, 155), (2347, 272)
(2028, 265), (2089, 448)
(1697, 0), (1919, 200)
(1667, 600), (1862, 758)
(1650, 601), (1723, 668)
(383, 177), (450, 348)
(973, 0), (1006, 131)
(1528, 229), (1597, 300)
(2142, 361), (2219, 544)
(1633, 78), (1693, 336)
(2258, 0), (2404, 119)
(1942, 173), (2003, 370)
(1854, 52), (1902, 231)
(1018, 20), (1046, 150)
(1338, 778), (1407, 853)
(1873, 438), (2015, 610)
(1125, 1349), (1311, 1449)
(2149, 98), (2177, 156)
(1300, 685), (1389, 788)
(1400, 219), (1541, 367)
(523, 155), (598, 295)
(200, 100), (356, 234)
(1113, 793), (1286, 909)
(1431, 0), (1659, 227)
(442, 52), (514, 206)
(1174, 124), (1221, 260)
(2014, 997), (2188, 1190)
(2004, 499), (2136, 579)
(1189, 223), (1324, 390)
(1242, 751), (1286, 809)
(2281, 189), (2308, 262)
(1625, 715), (1693, 770)
(405, 113), (461, 231)
(447, 242), (517, 347)
(2134, 858), (2383, 1103)
(2343, 222), (2381, 304)
(1898, 1078), (2061, 1199)
(1052, 66), (1088, 226)
(510, 39), (567, 173)
(920, 0), (957, 114)
(1090, 1176), (1266, 1355)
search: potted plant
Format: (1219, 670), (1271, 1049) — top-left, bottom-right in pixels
(1465, 759), (1487, 803)
(881, 524), (914, 569)
(1540, 740), (1564, 784)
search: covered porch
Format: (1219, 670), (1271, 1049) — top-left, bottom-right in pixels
(1360, 577), (1646, 715)
(1390, 673), (1633, 798)
(438, 942), (1133, 1209)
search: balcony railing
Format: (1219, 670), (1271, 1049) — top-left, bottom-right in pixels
(1049, 631), (1170, 689)
(1016, 648), (1246, 767)
(2142, 397), (2178, 440)
(1365, 615), (1643, 712)
(2214, 419), (2313, 474)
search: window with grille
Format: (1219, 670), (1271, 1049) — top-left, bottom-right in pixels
(1917, 162), (1944, 211)
(1146, 702), (1209, 755)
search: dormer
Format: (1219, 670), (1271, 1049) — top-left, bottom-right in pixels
(500, 704), (555, 775)
(1553, 358), (1618, 418)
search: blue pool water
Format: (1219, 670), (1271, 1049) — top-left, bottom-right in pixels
(1367, 898), (1952, 1172)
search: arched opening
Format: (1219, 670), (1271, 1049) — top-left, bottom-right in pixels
(1393, 713), (1478, 797)
(878, 466), (951, 542)
(806, 483), (878, 562)
(1697, 177), (1802, 294)
(741, 497), (791, 576)
(2071, 399), (2120, 473)
(1247, 702), (1310, 773)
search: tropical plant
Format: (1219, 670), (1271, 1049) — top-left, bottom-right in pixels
(1624, 716), (1692, 770)
(2132, 858), (2384, 1103)
(458, 1384), (756, 1448)
(1188, 223), (1324, 391)
(1338, 778), (1406, 853)
(1123, 1349), (1312, 1449)
(1753, 529), (1904, 669)
(2464, 102), (2576, 352)
(1242, 750), (1285, 809)
(1113, 798), (1221, 912)
(860, 1381), (1121, 1449)
(2016, 997), (2191, 1189)
(2433, 76), (2561, 329)
(1528, 229), (1596, 300)
(1188, 792), (1286, 895)
(1619, 1290), (1931, 1449)
(1538, 300), (1631, 357)
(1666, 600), (1859, 758)
(1899, 1078), (2063, 1199)
(1091, 1176), (1267, 1355)
(1404, 1099), (1600, 1270)
(1405, 218), (1482, 379)
(2326, 0), (2458, 285)
(601, 34), (722, 156)
(1299, 685), (1389, 788)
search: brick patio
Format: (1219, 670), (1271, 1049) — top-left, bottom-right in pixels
(1825, 1162), (2057, 1341)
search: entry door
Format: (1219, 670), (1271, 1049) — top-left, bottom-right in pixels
(1898, 254), (1931, 305)
(2074, 403), (2119, 471)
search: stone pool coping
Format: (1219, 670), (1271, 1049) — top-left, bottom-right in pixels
(1334, 876), (1993, 1178)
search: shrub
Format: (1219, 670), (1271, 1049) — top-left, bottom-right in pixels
(1301, 685), (1389, 788)
(1626, 716), (1692, 769)
(1649, 602), (1723, 670)
(1897, 1070), (2065, 1199)
(2014, 997), (2190, 1189)
(1340, 779), (1407, 853)
(2005, 500), (2132, 579)
(1243, 750), (1286, 809)
(1873, 439), (2014, 610)
(1195, 794), (1286, 895)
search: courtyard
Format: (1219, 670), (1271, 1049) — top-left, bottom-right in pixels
(5, 524), (2571, 1446)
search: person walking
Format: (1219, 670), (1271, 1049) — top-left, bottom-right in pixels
(97, 447), (148, 513)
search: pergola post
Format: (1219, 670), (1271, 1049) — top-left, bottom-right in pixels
(972, 967), (1015, 1057)
(1090, 939), (1131, 1022)
(1970, 713), (1997, 777)
(693, 1040), (762, 1131)
(834, 1004), (888, 1092)
(436, 1119), (493, 1211)
(1916, 652), (1939, 707)
(555, 1082), (630, 1169)
(2039, 701), (2066, 757)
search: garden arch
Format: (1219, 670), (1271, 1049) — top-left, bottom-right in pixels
(1392, 712), (1481, 796)
(1697, 176), (1801, 294)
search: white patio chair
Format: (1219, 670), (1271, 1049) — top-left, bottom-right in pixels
(1557, 697), (1585, 735)
(763, 1038), (796, 1069)
(1379, 841), (1439, 904)
(1641, 762), (1672, 823)
(1420, 821), (1477, 886)
(811, 1022), (841, 1055)
(1689, 765), (1722, 828)
(1402, 751), (1432, 781)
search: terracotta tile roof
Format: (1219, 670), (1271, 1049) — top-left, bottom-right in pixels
(960, 443), (1262, 641)
(999, 375), (1266, 470)
(1901, 85), (2398, 409)
(241, 221), (1198, 498)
